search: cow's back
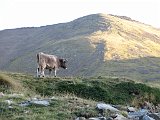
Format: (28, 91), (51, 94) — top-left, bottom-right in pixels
(37, 52), (58, 68)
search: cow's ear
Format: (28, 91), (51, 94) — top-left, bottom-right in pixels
(65, 59), (68, 62)
(63, 59), (68, 63)
(59, 59), (63, 63)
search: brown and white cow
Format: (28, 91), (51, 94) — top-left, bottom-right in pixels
(36, 52), (67, 77)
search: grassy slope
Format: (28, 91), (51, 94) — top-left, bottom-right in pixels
(0, 72), (160, 120)
(89, 14), (160, 60)
(87, 14), (160, 81)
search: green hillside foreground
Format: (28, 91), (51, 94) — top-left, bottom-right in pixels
(0, 72), (160, 120)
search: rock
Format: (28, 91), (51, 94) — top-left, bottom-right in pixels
(128, 109), (148, 119)
(19, 99), (50, 107)
(30, 100), (50, 106)
(8, 106), (13, 109)
(88, 117), (106, 120)
(110, 114), (118, 119)
(140, 115), (155, 120)
(19, 101), (31, 107)
(24, 110), (29, 114)
(88, 118), (99, 120)
(32, 97), (38, 100)
(106, 117), (113, 120)
(98, 117), (106, 120)
(114, 114), (128, 120)
(96, 103), (119, 112)
(5, 100), (13, 105)
(75, 117), (86, 120)
(112, 105), (128, 111)
(127, 107), (136, 112)
(77, 103), (159, 120)
(148, 113), (160, 120)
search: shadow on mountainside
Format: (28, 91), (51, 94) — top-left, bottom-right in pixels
(71, 41), (105, 76)
(97, 56), (160, 81)
(2, 38), (160, 82)
(4, 47), (160, 81)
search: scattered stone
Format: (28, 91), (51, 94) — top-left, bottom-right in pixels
(128, 109), (148, 119)
(127, 107), (136, 112)
(75, 117), (86, 120)
(110, 114), (118, 119)
(5, 100), (13, 105)
(88, 118), (100, 120)
(141, 115), (155, 120)
(88, 117), (106, 120)
(96, 103), (119, 112)
(98, 117), (107, 120)
(8, 106), (13, 109)
(50, 96), (58, 100)
(24, 110), (29, 114)
(19, 101), (31, 107)
(19, 99), (50, 107)
(1, 92), (159, 120)
(32, 97), (38, 100)
(106, 117), (113, 120)
(113, 114), (128, 120)
(31, 99), (50, 106)
(148, 113), (160, 120)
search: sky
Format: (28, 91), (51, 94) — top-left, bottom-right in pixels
(0, 0), (160, 30)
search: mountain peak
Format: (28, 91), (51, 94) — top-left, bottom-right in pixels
(67, 13), (111, 33)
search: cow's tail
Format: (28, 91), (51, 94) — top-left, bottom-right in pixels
(37, 53), (40, 63)
(36, 53), (41, 77)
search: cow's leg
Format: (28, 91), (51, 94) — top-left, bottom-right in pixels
(41, 68), (45, 77)
(39, 65), (45, 77)
(54, 69), (57, 77)
(37, 67), (40, 77)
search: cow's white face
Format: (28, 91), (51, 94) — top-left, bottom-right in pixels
(59, 59), (67, 69)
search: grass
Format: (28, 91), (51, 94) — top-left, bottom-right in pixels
(0, 72), (23, 93)
(0, 72), (160, 120)
(19, 75), (160, 105)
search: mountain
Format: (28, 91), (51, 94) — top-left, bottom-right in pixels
(0, 13), (160, 81)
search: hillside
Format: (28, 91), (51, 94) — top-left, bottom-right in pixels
(0, 13), (160, 81)
(0, 72), (160, 120)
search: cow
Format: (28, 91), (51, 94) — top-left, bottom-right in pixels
(36, 52), (67, 77)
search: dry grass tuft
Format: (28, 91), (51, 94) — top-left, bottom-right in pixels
(0, 72), (23, 92)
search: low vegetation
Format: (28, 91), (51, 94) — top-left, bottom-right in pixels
(0, 72), (160, 119)
(0, 73), (23, 92)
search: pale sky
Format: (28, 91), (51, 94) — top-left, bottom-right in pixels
(0, 0), (160, 30)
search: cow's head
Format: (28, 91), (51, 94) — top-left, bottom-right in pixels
(59, 59), (67, 69)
